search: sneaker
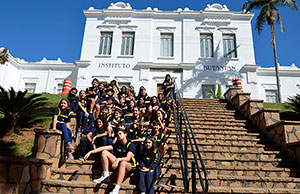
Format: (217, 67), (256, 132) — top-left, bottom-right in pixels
(66, 142), (74, 150)
(93, 176), (110, 184)
(67, 152), (74, 160)
(79, 157), (84, 161)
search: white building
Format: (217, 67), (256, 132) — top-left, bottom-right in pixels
(1, 2), (300, 102)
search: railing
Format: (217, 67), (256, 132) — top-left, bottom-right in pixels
(170, 82), (209, 193)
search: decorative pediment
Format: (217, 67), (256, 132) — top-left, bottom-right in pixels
(205, 3), (229, 12)
(108, 2), (132, 10)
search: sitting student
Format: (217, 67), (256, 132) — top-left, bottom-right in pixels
(148, 96), (161, 121)
(52, 98), (74, 159)
(157, 93), (165, 105)
(124, 100), (135, 121)
(162, 74), (174, 99)
(100, 105), (111, 121)
(137, 97), (148, 118)
(77, 90), (94, 134)
(108, 122), (126, 146)
(154, 110), (166, 134)
(138, 137), (161, 194)
(127, 85), (136, 102)
(161, 97), (173, 128)
(125, 107), (147, 131)
(149, 121), (168, 158)
(84, 128), (136, 194)
(136, 86), (150, 104)
(108, 110), (125, 143)
(80, 116), (108, 160)
(115, 96), (127, 112)
(97, 83), (108, 106)
(118, 86), (128, 100)
(86, 78), (100, 118)
(131, 122), (149, 156)
(67, 88), (79, 113)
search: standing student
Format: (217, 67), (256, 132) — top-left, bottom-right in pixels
(52, 98), (74, 159)
(80, 116), (108, 160)
(84, 129), (136, 194)
(86, 78), (100, 118)
(162, 74), (174, 99)
(138, 137), (161, 194)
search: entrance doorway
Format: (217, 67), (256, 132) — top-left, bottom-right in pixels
(157, 84), (163, 96)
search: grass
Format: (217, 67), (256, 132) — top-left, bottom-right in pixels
(263, 103), (300, 121)
(0, 92), (65, 157)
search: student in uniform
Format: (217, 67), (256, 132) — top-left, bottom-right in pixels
(77, 90), (94, 134)
(148, 96), (161, 121)
(162, 74), (174, 99)
(80, 116), (108, 160)
(67, 88), (79, 113)
(136, 86), (150, 104)
(86, 78), (100, 118)
(149, 121), (168, 158)
(52, 98), (74, 159)
(84, 128), (136, 194)
(138, 137), (161, 194)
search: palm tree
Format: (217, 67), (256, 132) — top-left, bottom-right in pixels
(0, 86), (48, 137)
(242, 0), (298, 103)
(0, 48), (9, 64)
(206, 84), (223, 100)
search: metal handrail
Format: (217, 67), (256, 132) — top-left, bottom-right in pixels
(170, 82), (209, 193)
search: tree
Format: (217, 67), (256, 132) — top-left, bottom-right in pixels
(242, 0), (298, 103)
(0, 48), (9, 64)
(206, 84), (223, 100)
(285, 94), (300, 116)
(0, 86), (48, 138)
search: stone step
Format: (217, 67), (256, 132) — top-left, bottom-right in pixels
(184, 114), (245, 120)
(169, 121), (246, 128)
(41, 179), (185, 194)
(169, 163), (300, 178)
(184, 108), (236, 113)
(207, 186), (300, 194)
(168, 134), (267, 142)
(168, 126), (257, 134)
(185, 118), (247, 123)
(208, 175), (300, 189)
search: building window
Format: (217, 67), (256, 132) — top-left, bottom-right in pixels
(223, 34), (237, 58)
(160, 33), (173, 57)
(200, 34), (213, 58)
(118, 82), (131, 89)
(99, 32), (113, 55)
(57, 83), (64, 94)
(265, 90), (277, 103)
(121, 32), (135, 55)
(25, 83), (36, 93)
(202, 84), (215, 99)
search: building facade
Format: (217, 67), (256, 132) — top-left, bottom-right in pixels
(1, 2), (300, 102)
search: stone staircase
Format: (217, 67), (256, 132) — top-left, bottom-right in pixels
(39, 98), (300, 194)
(182, 98), (300, 193)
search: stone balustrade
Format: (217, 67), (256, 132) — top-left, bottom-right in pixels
(224, 87), (300, 167)
(0, 157), (52, 194)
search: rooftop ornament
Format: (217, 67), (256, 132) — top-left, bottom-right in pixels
(108, 2), (132, 10)
(204, 3), (229, 11)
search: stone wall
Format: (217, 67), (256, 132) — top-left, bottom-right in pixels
(224, 87), (300, 167)
(0, 157), (52, 194)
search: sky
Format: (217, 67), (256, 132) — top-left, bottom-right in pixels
(0, 0), (299, 67)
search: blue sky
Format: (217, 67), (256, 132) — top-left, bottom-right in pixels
(1, 0), (299, 67)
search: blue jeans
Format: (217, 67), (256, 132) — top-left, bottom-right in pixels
(77, 110), (94, 133)
(56, 122), (73, 144)
(138, 169), (155, 194)
(80, 135), (107, 157)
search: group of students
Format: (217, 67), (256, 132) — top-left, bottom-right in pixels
(52, 74), (175, 194)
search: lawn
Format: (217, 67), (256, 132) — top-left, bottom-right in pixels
(0, 93), (65, 157)
(263, 102), (299, 121)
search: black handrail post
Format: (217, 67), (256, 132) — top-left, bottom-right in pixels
(192, 161), (196, 194)
(179, 112), (183, 135)
(184, 130), (188, 160)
